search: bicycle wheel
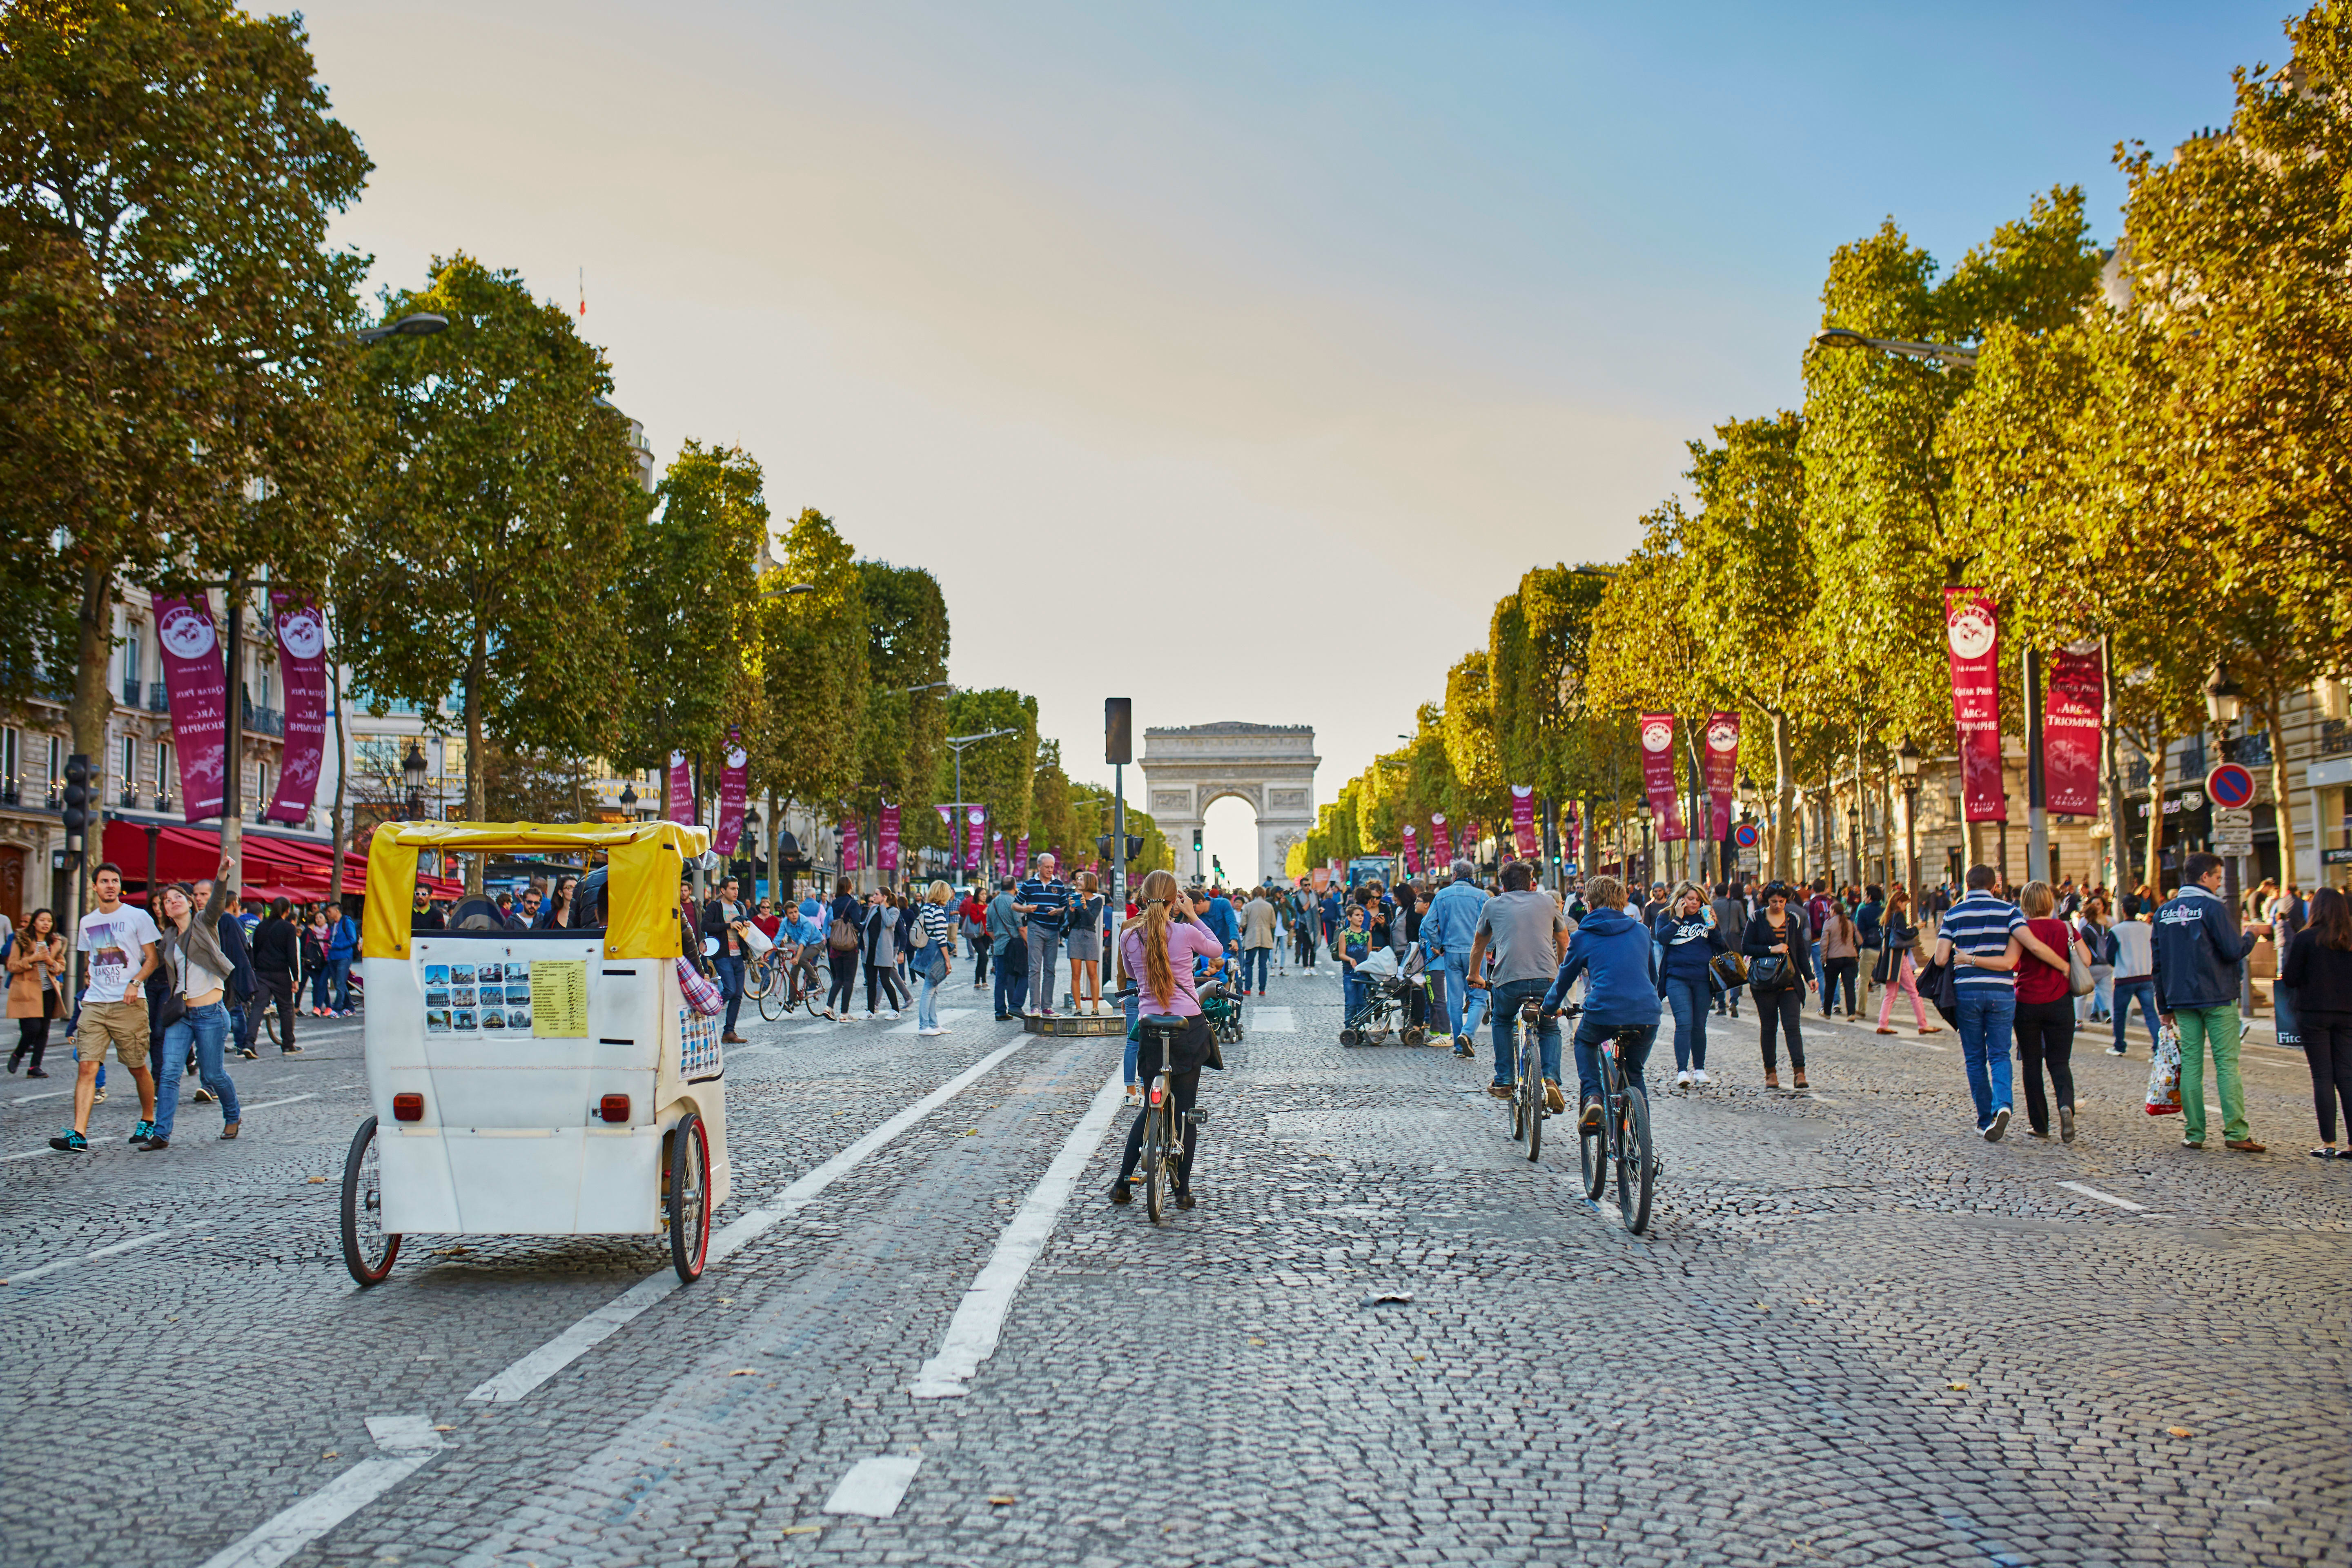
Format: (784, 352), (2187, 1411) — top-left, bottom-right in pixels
(801, 974), (827, 1017)
(1577, 1087), (1606, 1200)
(757, 973), (787, 1021)
(1520, 1034), (1542, 1161)
(1144, 1086), (1169, 1223)
(1501, 1023), (1525, 1139)
(263, 1006), (281, 1049)
(744, 961), (771, 1002)
(1615, 1087), (1653, 1234)
(339, 1116), (401, 1285)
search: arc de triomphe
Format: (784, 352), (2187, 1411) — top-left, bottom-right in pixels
(1138, 722), (1319, 884)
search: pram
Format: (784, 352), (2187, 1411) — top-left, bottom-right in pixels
(1341, 945), (1428, 1047)
(1199, 962), (1245, 1045)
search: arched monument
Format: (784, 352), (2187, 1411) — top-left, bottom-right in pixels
(1138, 722), (1319, 884)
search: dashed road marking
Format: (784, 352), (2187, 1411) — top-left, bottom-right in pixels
(196, 1414), (448, 1568)
(823, 1454), (923, 1518)
(1250, 1006), (1297, 1033)
(238, 1094), (317, 1112)
(5, 1228), (173, 1284)
(888, 1009), (976, 1035)
(911, 1063), (1127, 1399)
(2056, 1180), (2148, 1213)
(463, 1040), (1029, 1405)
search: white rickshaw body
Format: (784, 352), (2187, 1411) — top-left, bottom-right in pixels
(356, 821), (730, 1239)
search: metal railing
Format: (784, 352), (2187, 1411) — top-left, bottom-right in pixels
(250, 707), (285, 737)
(121, 677), (141, 706)
(148, 682), (169, 713)
(119, 786), (140, 808)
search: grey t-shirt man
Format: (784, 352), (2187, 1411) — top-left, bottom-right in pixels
(1473, 890), (1572, 987)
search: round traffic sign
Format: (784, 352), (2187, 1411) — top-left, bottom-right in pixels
(1733, 822), (1760, 849)
(2205, 763), (2256, 811)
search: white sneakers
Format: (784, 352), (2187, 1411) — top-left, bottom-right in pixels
(1693, 1068), (1711, 1085)
(1676, 1069), (1693, 1086)
(882, 1010), (900, 1021)
(918, 1026), (945, 1036)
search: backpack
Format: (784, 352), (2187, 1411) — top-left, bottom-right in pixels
(827, 915), (860, 952)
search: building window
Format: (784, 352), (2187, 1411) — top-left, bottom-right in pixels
(2322, 719), (2350, 757)
(120, 736), (137, 806)
(125, 624), (143, 689)
(1, 726), (16, 806)
(2177, 736), (2205, 780)
(157, 741), (174, 804)
(46, 735), (61, 797)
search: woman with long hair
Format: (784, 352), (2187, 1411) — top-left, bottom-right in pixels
(1873, 887), (1937, 1035)
(1065, 871), (1105, 1015)
(1819, 900), (1862, 1020)
(1741, 883), (1814, 1089)
(823, 875), (861, 1019)
(912, 881), (958, 1036)
(302, 904), (334, 1015)
(862, 889), (905, 1020)
(1652, 880), (1726, 1088)
(7, 908), (67, 1076)
(2281, 885), (2352, 1158)
(149, 879), (244, 1148)
(539, 873), (579, 930)
(1107, 869), (1226, 1209)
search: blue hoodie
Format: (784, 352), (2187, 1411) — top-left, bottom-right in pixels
(1543, 906), (1658, 1025)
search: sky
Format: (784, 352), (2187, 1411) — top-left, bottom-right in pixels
(306, 0), (2281, 885)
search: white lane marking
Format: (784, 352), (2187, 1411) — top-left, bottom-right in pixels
(911, 1064), (1128, 1399)
(2, 1088), (76, 1105)
(2057, 1180), (2148, 1213)
(3, 1227), (173, 1284)
(238, 1094), (317, 1112)
(1808, 1093), (1840, 1105)
(1250, 1006), (1297, 1033)
(464, 1041), (1028, 1405)
(822, 1454), (922, 1518)
(197, 1414), (447, 1568)
(887, 1009), (974, 1035)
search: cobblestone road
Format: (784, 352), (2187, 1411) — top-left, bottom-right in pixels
(4, 961), (2345, 1567)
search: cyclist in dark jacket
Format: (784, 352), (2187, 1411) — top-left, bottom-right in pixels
(1543, 874), (1659, 1130)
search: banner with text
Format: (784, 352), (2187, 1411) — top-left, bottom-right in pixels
(1402, 824), (1419, 875)
(967, 810), (986, 871)
(264, 595), (328, 824)
(2044, 640), (2104, 817)
(667, 751), (695, 827)
(1510, 786), (1538, 856)
(1703, 712), (1741, 844)
(879, 802), (901, 872)
(1944, 589), (2006, 822)
(154, 595), (228, 822)
(1015, 833), (1029, 879)
(714, 742), (748, 855)
(1430, 813), (1450, 866)
(1640, 714), (1686, 840)
(840, 818), (861, 873)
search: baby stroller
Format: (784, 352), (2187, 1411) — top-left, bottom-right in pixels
(1341, 945), (1428, 1048)
(1199, 965), (1246, 1045)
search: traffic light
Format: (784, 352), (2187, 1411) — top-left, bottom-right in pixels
(1125, 833), (1143, 862)
(1192, 828), (1203, 853)
(1095, 834), (1112, 862)
(1105, 697), (1132, 766)
(61, 753), (92, 837)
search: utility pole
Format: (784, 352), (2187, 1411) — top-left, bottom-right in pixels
(2024, 644), (2049, 884)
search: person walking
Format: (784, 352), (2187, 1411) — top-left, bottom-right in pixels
(1709, 882), (1747, 1019)
(823, 876), (862, 1020)
(1423, 860), (1487, 1052)
(2075, 896), (2116, 1025)
(1819, 901), (1862, 1020)
(1013, 853), (1069, 1017)
(1289, 880), (1320, 973)
(2279, 886), (2352, 1159)
(1653, 880), (1725, 1088)
(987, 876), (1026, 1020)
(2107, 905), (2159, 1056)
(912, 881), (957, 1036)
(325, 902), (360, 1015)
(301, 906), (332, 1015)
(1741, 884), (1814, 1089)
(2011, 880), (2093, 1143)
(1854, 884), (1884, 1019)
(700, 875), (752, 1044)
(7, 908), (68, 1076)
(249, 896), (302, 1057)
(959, 886), (991, 989)
(1238, 885), (1277, 996)
(2151, 852), (2266, 1153)
(1873, 887), (1938, 1035)
(860, 889), (905, 1020)
(1936, 864), (2028, 1142)
(1461, 860), (1572, 1107)
(1065, 871), (1106, 1015)
(146, 878), (245, 1149)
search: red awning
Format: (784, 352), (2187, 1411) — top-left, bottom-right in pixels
(101, 820), (461, 900)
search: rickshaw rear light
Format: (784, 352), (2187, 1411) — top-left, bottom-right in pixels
(598, 1094), (631, 1124)
(392, 1093), (424, 1123)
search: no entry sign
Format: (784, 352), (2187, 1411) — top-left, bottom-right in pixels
(1733, 822), (1760, 849)
(2205, 763), (2256, 811)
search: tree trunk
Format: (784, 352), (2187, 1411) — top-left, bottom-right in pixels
(66, 561), (116, 982)
(2141, 734), (2166, 896)
(464, 632), (487, 891)
(2259, 686), (2296, 890)
(1770, 711), (1794, 883)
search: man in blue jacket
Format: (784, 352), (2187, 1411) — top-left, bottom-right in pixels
(1422, 860), (1488, 1053)
(2152, 853), (2265, 1152)
(1542, 873), (1659, 1129)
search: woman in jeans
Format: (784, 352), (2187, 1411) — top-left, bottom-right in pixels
(2074, 896), (2116, 1024)
(1873, 888), (1938, 1035)
(1065, 872), (1106, 1015)
(2011, 880), (2094, 1142)
(1818, 902), (1862, 1019)
(1652, 881), (1726, 1088)
(147, 879), (244, 1149)
(823, 876), (862, 1019)
(1740, 882), (1813, 1089)
(913, 882), (957, 1036)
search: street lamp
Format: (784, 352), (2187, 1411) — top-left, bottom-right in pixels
(892, 681), (951, 697)
(356, 312), (449, 345)
(759, 582), (817, 601)
(2203, 664), (2245, 728)
(401, 740), (428, 822)
(944, 728), (1018, 875)
(1811, 326), (1979, 367)
(1895, 739), (1922, 895)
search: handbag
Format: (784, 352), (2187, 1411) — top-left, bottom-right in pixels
(2067, 943), (2095, 997)
(1921, 957), (1959, 1013)
(1871, 944), (1895, 985)
(1708, 951), (1748, 989)
(1746, 953), (1791, 992)
(675, 957), (725, 1016)
(827, 916), (860, 953)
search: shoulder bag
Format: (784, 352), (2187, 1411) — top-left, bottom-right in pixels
(1746, 953), (1791, 992)
(827, 915), (861, 953)
(2067, 940), (2095, 997)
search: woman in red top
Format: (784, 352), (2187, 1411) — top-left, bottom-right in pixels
(2012, 880), (2095, 1141)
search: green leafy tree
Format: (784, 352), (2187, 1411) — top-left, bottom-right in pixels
(343, 256), (644, 879)
(758, 508), (867, 830)
(939, 687), (1038, 862)
(854, 559), (949, 832)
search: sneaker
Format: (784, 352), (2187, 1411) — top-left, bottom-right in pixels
(1675, 1069), (1693, 1087)
(140, 1135), (169, 1152)
(25, 1068), (47, 1078)
(880, 1011), (900, 1022)
(1107, 1179), (1132, 1205)
(129, 1120), (155, 1144)
(1579, 1096), (1602, 1131)
(1486, 1084), (1512, 1101)
(192, 1088), (215, 1105)
(238, 1047), (259, 1060)
(2181, 1136), (2205, 1149)
(2059, 1106), (2075, 1144)
(1984, 1106), (2010, 1142)
(1544, 1079), (1566, 1114)
(1452, 1042), (1472, 1058)
(917, 1027), (943, 1036)
(1125, 1086), (1142, 1106)
(1692, 1069), (1711, 1085)
(860, 1011), (877, 1020)
(49, 1129), (89, 1152)
(2105, 1045), (2127, 1056)
(92, 1087), (107, 1105)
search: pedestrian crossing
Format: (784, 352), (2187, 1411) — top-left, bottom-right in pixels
(888, 1010), (976, 1035)
(1248, 1007), (1296, 1034)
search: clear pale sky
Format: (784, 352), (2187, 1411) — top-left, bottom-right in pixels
(307, 0), (2277, 884)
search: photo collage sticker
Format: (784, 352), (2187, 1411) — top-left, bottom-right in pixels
(422, 960), (531, 1034)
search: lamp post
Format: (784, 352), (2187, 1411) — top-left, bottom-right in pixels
(1811, 327), (1979, 367)
(402, 740), (428, 822)
(1634, 802), (1653, 891)
(1895, 739), (1922, 896)
(2204, 664), (2253, 1014)
(355, 312), (449, 346)
(945, 729), (1017, 877)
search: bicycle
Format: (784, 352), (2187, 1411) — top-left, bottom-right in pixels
(1572, 1011), (1656, 1234)
(1135, 1016), (1203, 1223)
(1491, 996), (1545, 1162)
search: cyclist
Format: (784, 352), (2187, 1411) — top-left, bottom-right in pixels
(1462, 858), (1572, 1107)
(1109, 869), (1225, 1210)
(1541, 874), (1661, 1131)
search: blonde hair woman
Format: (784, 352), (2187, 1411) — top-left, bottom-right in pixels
(1065, 871), (1105, 1016)
(1108, 869), (1226, 1210)
(912, 881), (957, 1035)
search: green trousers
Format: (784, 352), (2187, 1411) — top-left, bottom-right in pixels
(2173, 1005), (2249, 1145)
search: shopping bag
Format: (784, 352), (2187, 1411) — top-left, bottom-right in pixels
(2144, 1022), (2183, 1116)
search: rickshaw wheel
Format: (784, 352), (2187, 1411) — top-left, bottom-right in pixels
(339, 1116), (402, 1285)
(666, 1112), (712, 1283)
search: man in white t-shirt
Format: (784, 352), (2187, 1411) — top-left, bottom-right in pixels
(51, 862), (162, 1153)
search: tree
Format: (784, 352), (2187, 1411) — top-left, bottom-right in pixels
(938, 687), (1038, 858)
(0, 0), (370, 857)
(757, 508), (867, 831)
(855, 559), (949, 836)
(343, 255), (644, 884)
(619, 439), (766, 809)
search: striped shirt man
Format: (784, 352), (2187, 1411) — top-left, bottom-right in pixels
(1940, 890), (2025, 990)
(1016, 874), (1071, 934)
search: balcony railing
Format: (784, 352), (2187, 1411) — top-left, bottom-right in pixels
(118, 786), (140, 808)
(0, 781), (18, 806)
(120, 677), (141, 706)
(148, 682), (169, 713)
(249, 706), (285, 737)
(2324, 719), (2351, 757)
(156, 793), (174, 813)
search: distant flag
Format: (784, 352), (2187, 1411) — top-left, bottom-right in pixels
(577, 267), (586, 317)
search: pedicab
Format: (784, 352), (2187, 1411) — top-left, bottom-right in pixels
(339, 821), (732, 1286)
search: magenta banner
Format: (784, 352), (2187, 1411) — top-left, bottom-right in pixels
(666, 750), (695, 826)
(879, 802), (901, 872)
(1703, 712), (1740, 844)
(1430, 814), (1450, 866)
(1402, 824), (1420, 875)
(967, 810), (986, 871)
(1639, 714), (1687, 841)
(263, 594), (327, 824)
(1015, 833), (1029, 879)
(1944, 589), (2006, 822)
(2045, 640), (2104, 817)
(154, 595), (227, 822)
(714, 740), (748, 855)
(993, 833), (1007, 880)
(840, 818), (861, 873)
(1468, 819), (1482, 859)
(1510, 786), (1537, 857)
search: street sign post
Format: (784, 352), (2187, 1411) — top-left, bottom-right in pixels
(1733, 822), (1760, 849)
(2205, 763), (2256, 811)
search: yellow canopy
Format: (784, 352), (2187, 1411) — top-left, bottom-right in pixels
(361, 820), (713, 961)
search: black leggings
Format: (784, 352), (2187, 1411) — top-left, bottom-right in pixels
(1117, 1065), (1201, 1193)
(973, 939), (990, 984)
(1757, 986), (1805, 1073)
(1294, 923), (1316, 966)
(2012, 996), (2077, 1134)
(865, 962), (905, 1013)
(826, 949), (860, 1012)
(2301, 1010), (2352, 1144)
(1821, 956), (1858, 1014)
(12, 1014), (52, 1072)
